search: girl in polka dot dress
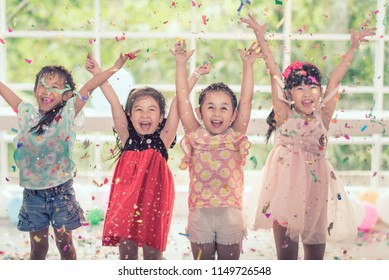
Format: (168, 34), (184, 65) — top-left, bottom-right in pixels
(86, 50), (210, 260)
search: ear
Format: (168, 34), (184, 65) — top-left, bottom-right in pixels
(62, 91), (73, 102)
(230, 109), (237, 123)
(195, 107), (202, 120)
(159, 114), (163, 124)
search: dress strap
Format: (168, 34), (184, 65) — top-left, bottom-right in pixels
(274, 76), (292, 105)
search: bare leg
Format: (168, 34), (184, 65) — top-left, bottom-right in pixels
(216, 243), (241, 260)
(54, 228), (77, 260)
(303, 243), (326, 260)
(190, 242), (216, 260)
(143, 244), (163, 260)
(119, 239), (138, 260)
(29, 228), (49, 260)
(273, 221), (299, 260)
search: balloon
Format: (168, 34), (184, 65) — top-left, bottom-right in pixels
(0, 190), (13, 219)
(90, 68), (134, 111)
(349, 198), (365, 227)
(358, 201), (379, 232)
(7, 195), (23, 225)
(86, 208), (105, 225)
(359, 190), (379, 204)
(376, 192), (389, 225)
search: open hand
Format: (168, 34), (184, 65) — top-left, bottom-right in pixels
(350, 20), (376, 49)
(170, 39), (195, 64)
(240, 14), (267, 41)
(239, 42), (263, 64)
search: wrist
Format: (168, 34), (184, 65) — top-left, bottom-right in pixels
(193, 71), (201, 78)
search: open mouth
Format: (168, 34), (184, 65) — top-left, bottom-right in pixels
(302, 100), (313, 107)
(140, 122), (152, 131)
(42, 97), (54, 105)
(211, 120), (222, 128)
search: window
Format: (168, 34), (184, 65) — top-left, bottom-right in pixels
(1, 0), (388, 190)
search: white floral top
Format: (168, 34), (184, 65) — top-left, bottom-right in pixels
(180, 127), (251, 209)
(13, 97), (84, 189)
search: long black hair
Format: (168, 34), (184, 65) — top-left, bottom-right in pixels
(29, 65), (76, 135)
(265, 62), (322, 143)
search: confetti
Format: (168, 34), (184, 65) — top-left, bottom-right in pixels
(344, 134), (350, 140)
(337, 193), (342, 200)
(124, 53), (137, 60)
(275, 0), (283, 5)
(310, 170), (317, 182)
(179, 232), (189, 237)
(11, 165), (16, 172)
(33, 235), (41, 242)
(0, 38), (5, 44)
(196, 249), (202, 260)
(249, 156), (258, 168)
(330, 171), (337, 180)
(275, 17), (285, 30)
(343, 156), (349, 163)
(25, 58), (32, 64)
(201, 15), (207, 25)
(327, 222), (334, 235)
(361, 125), (367, 132)
(10, 127), (18, 133)
(7, 26), (12, 32)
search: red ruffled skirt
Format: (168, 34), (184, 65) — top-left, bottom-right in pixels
(102, 149), (175, 251)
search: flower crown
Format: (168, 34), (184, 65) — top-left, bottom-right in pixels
(282, 61), (307, 80)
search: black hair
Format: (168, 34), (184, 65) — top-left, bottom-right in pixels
(198, 82), (238, 112)
(109, 87), (167, 162)
(29, 65), (76, 135)
(265, 63), (322, 143)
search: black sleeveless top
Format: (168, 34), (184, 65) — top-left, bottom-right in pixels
(122, 119), (176, 161)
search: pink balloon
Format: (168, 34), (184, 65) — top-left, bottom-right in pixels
(358, 201), (379, 232)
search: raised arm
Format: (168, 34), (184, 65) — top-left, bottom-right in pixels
(322, 23), (376, 128)
(0, 82), (22, 112)
(188, 61), (210, 91)
(232, 42), (261, 134)
(171, 40), (199, 134)
(85, 52), (140, 145)
(241, 14), (288, 125)
(75, 53), (131, 116)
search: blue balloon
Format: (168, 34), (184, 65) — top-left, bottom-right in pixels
(7, 195), (23, 225)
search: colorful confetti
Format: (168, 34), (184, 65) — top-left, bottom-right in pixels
(249, 156), (258, 168)
(310, 170), (317, 182)
(25, 58), (32, 64)
(201, 15), (207, 25)
(275, 0), (283, 5)
(361, 124), (367, 132)
(0, 38), (5, 44)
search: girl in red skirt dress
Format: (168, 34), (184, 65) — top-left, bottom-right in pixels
(86, 50), (210, 260)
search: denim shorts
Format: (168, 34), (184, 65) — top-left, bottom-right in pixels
(17, 179), (84, 232)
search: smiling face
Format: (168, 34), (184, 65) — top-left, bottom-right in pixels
(289, 82), (322, 115)
(130, 96), (163, 135)
(34, 73), (72, 112)
(196, 90), (237, 135)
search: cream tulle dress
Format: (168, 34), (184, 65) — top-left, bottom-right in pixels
(247, 79), (357, 244)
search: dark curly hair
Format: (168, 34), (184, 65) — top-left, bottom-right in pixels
(198, 82), (238, 112)
(265, 63), (322, 143)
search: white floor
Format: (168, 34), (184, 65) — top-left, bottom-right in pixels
(1, 215), (388, 260)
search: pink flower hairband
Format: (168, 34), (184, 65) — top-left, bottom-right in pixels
(282, 61), (319, 84)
